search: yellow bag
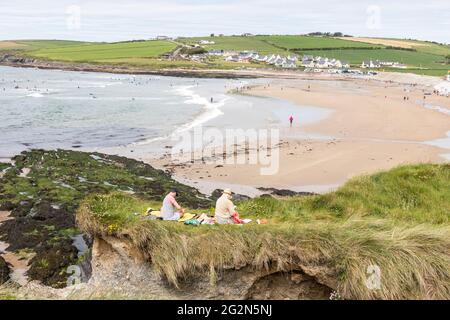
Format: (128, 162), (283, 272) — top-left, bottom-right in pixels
(178, 213), (196, 222)
(150, 210), (161, 218)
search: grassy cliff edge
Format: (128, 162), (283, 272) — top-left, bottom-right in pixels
(76, 163), (450, 300)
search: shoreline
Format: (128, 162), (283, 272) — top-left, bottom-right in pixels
(1, 54), (447, 84)
(143, 76), (450, 195)
(1, 62), (449, 195)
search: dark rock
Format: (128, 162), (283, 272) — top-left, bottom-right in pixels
(257, 187), (316, 197)
(0, 149), (215, 288)
(27, 239), (78, 288)
(0, 257), (9, 284)
(0, 201), (15, 211)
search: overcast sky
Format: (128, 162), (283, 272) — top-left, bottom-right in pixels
(1, 0), (449, 43)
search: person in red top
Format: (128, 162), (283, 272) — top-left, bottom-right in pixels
(289, 115), (294, 127)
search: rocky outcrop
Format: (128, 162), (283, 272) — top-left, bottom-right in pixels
(0, 54), (36, 65)
(80, 236), (335, 299)
(257, 187), (317, 197)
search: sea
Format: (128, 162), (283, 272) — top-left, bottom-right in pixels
(0, 66), (331, 160)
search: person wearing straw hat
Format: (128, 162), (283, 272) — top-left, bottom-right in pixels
(215, 188), (237, 224)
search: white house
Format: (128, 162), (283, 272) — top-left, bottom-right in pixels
(156, 36), (171, 40)
(199, 40), (215, 45)
(226, 55), (240, 62)
(208, 50), (224, 56)
(282, 59), (297, 69)
(301, 56), (314, 67)
(317, 58), (329, 68)
(362, 60), (382, 68)
(267, 54), (277, 64)
(392, 62), (407, 69)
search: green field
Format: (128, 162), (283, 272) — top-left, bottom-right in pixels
(16, 40), (91, 50)
(410, 41), (450, 57)
(301, 48), (448, 75)
(178, 36), (289, 54)
(1, 35), (449, 76)
(260, 35), (381, 49)
(28, 40), (177, 62)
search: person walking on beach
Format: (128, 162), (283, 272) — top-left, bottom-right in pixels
(161, 188), (185, 221)
(289, 115), (294, 127)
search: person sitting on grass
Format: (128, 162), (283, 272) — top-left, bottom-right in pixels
(161, 188), (185, 221)
(215, 189), (240, 224)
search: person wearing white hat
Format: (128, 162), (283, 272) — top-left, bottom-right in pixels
(215, 188), (236, 224)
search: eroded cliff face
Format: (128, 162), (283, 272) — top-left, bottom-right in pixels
(79, 236), (335, 300)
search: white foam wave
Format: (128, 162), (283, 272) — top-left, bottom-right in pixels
(173, 85), (227, 133)
(424, 104), (450, 115)
(27, 92), (44, 98)
(133, 85), (228, 146)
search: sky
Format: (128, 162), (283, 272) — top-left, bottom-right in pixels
(1, 0), (449, 44)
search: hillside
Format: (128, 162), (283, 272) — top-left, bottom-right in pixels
(1, 35), (449, 76)
(1, 150), (449, 299)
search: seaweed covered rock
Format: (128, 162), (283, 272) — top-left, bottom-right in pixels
(257, 187), (316, 197)
(0, 149), (213, 288)
(0, 256), (9, 284)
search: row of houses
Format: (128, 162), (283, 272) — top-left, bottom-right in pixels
(305, 68), (368, 75)
(208, 50), (298, 68)
(361, 60), (407, 69)
(301, 56), (350, 69)
(198, 40), (215, 45)
(252, 53), (298, 68)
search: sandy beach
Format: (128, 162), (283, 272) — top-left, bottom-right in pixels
(145, 74), (450, 195)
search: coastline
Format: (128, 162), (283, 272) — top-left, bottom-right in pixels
(1, 61), (449, 195)
(143, 76), (450, 195)
(1, 54), (446, 85)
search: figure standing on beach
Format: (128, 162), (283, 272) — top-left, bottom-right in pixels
(289, 115), (294, 127)
(210, 97), (214, 103)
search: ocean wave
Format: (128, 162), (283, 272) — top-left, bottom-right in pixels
(80, 81), (122, 88)
(424, 104), (450, 116)
(50, 96), (164, 101)
(133, 85), (228, 146)
(27, 92), (44, 98)
(173, 85), (227, 133)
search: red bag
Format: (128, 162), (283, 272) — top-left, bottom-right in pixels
(232, 212), (244, 224)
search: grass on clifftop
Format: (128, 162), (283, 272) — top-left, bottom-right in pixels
(77, 163), (450, 300)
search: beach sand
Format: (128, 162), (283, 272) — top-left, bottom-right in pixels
(143, 74), (450, 195)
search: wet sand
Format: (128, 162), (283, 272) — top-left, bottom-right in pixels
(147, 76), (450, 194)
